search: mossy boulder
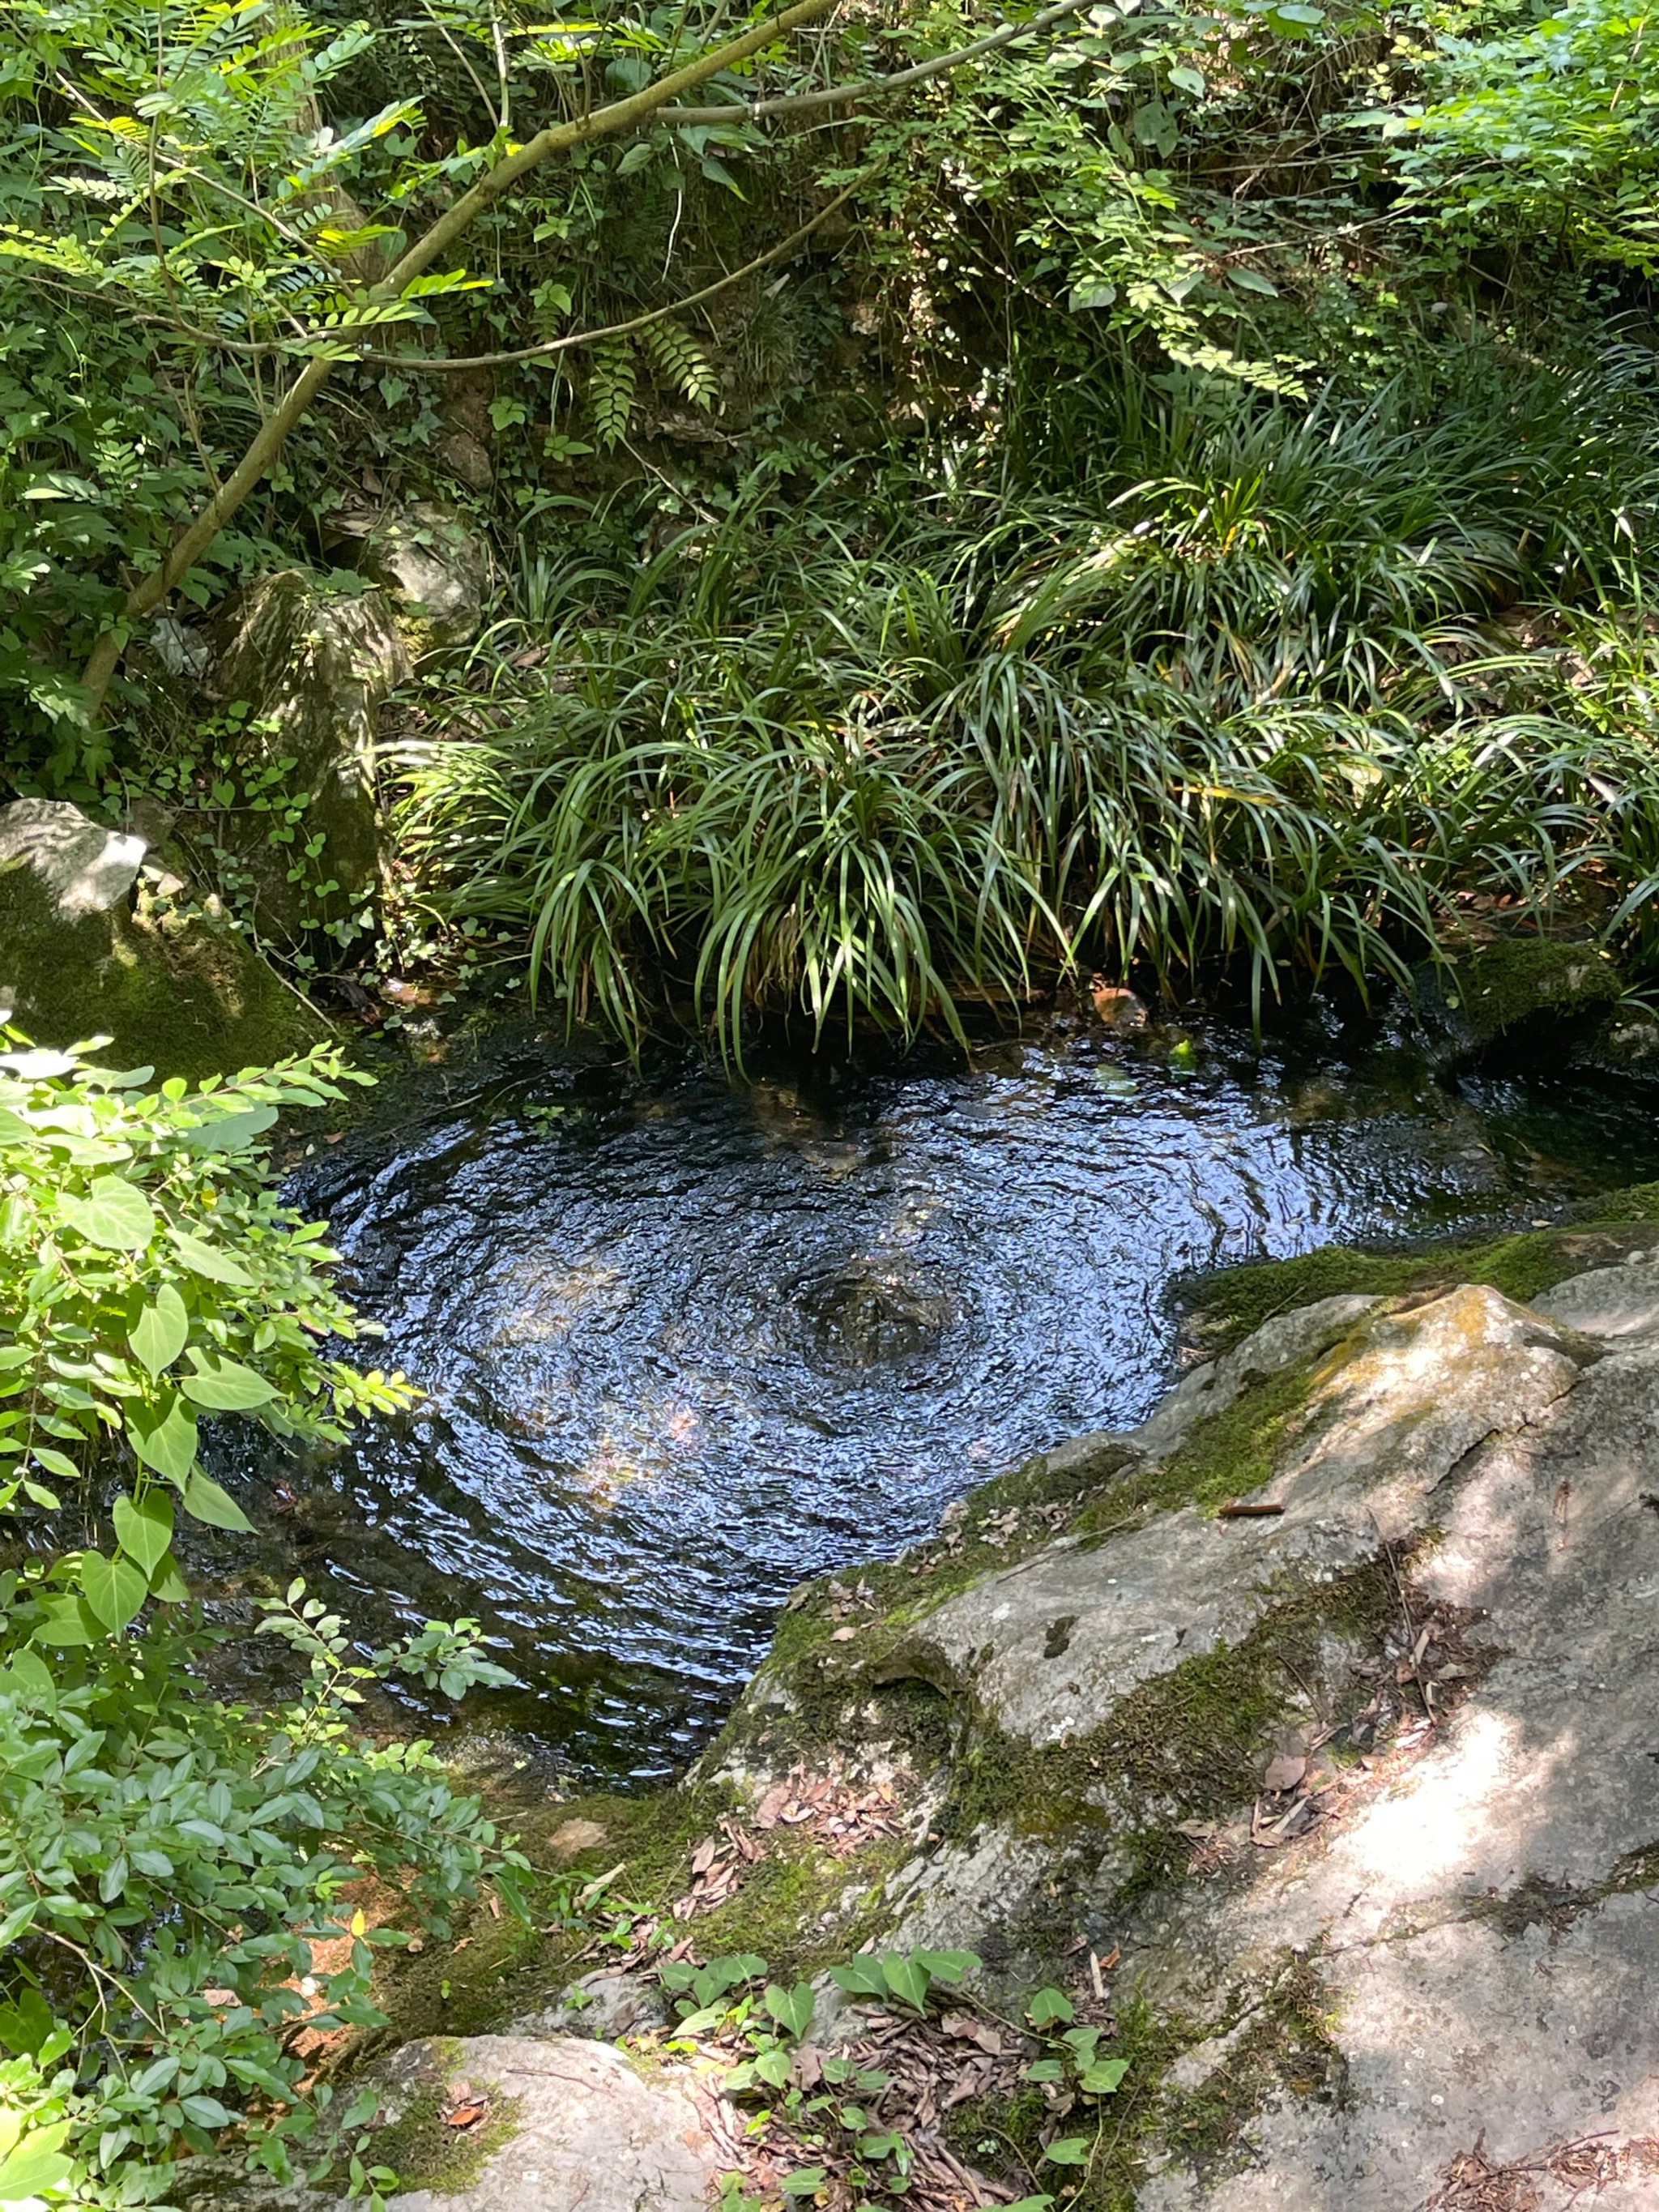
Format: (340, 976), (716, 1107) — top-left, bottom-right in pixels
(355, 502), (492, 653)
(207, 570), (410, 948)
(0, 797), (325, 1077)
(1417, 933), (1622, 1055)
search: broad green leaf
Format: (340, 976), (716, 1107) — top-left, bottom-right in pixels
(130, 1283), (189, 1377)
(779, 2173), (827, 2198)
(0, 1649), (55, 1706)
(181, 1470), (254, 1531)
(181, 1355), (278, 1411)
(0, 2126), (73, 2201)
(764, 1980), (815, 2040)
(31, 1595), (98, 1646)
(81, 1549), (148, 1630)
(0, 1108), (28, 1143)
(1043, 2136), (1094, 2165)
(28, 1446), (79, 1483)
(881, 1952), (930, 2009)
(113, 1492), (173, 1576)
(127, 1394), (198, 1483)
(830, 1956), (889, 1998)
(149, 1552), (190, 1603)
(168, 1228), (254, 1286)
(915, 1948), (979, 1984)
(58, 1174), (156, 1250)
(1028, 1987), (1074, 2027)
(1080, 2057), (1130, 2095)
(176, 1104), (278, 1154)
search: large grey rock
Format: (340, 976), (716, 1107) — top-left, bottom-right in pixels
(1532, 1253), (1659, 1342)
(883, 1287), (1589, 1747)
(1127, 1328), (1659, 2210)
(382, 2035), (720, 2212)
(0, 798), (324, 1075)
(208, 570), (410, 946)
(174, 2035), (723, 2212)
(358, 503), (491, 651)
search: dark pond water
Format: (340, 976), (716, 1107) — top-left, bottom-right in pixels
(204, 1006), (1659, 1785)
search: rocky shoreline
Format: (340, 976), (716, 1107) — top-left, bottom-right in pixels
(185, 1205), (1659, 2210)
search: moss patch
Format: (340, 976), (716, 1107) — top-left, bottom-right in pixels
(369, 2085), (522, 2196)
(943, 1554), (1400, 1890)
(1434, 933), (1621, 1048)
(1183, 1213), (1659, 1356)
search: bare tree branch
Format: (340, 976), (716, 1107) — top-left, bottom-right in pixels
(650, 0), (1095, 126)
(355, 173), (871, 370)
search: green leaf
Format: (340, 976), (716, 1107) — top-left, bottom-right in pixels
(168, 1228), (254, 1286)
(764, 1980), (816, 2040)
(148, 1552), (190, 1603)
(1226, 266), (1279, 295)
(1025, 2058), (1064, 2082)
(1080, 2057), (1130, 2095)
(830, 1956), (889, 1998)
(0, 2130), (74, 2201)
(175, 1105), (278, 1154)
(58, 1174), (156, 1250)
(881, 1953), (930, 2009)
(113, 1492), (174, 1576)
(779, 2172), (827, 2197)
(1044, 2136), (1094, 2165)
(31, 1595), (98, 1646)
(1, 1649), (55, 1706)
(130, 1284), (189, 1377)
(127, 1394), (198, 1483)
(81, 1548), (148, 1630)
(1168, 62), (1205, 92)
(915, 1949), (979, 1984)
(181, 1470), (254, 1531)
(28, 1446), (79, 1484)
(181, 1355), (278, 1411)
(1028, 1988), (1074, 2028)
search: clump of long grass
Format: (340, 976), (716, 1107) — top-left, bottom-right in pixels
(394, 357), (1659, 1053)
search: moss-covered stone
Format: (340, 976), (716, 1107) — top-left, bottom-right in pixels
(1181, 1214), (1659, 1357)
(369, 2082), (522, 2195)
(1424, 933), (1622, 1051)
(0, 797), (326, 1076)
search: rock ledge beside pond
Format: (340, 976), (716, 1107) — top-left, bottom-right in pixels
(223, 1214), (1659, 2211)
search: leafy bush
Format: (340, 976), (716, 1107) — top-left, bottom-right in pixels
(394, 363), (1659, 1051)
(0, 1034), (524, 2204)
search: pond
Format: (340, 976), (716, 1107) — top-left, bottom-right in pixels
(204, 1003), (1659, 1785)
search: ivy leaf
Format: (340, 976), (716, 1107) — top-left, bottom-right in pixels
(181, 1355), (278, 1411)
(764, 1981), (816, 2040)
(780, 2173), (827, 2198)
(58, 1174), (156, 1250)
(1043, 2136), (1094, 2165)
(130, 1283), (189, 1377)
(113, 1492), (174, 1576)
(181, 1470), (253, 1531)
(127, 1394), (198, 1483)
(81, 1548), (149, 1630)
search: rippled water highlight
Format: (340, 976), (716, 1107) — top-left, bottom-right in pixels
(207, 1011), (1659, 1782)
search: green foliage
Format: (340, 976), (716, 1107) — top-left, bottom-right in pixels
(0, 1036), (527, 2205)
(0, 1028), (412, 1625)
(0, 1578), (522, 2204)
(1400, 0), (1659, 267)
(397, 361), (1659, 1053)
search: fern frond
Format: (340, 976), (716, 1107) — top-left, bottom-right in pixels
(642, 319), (719, 412)
(586, 332), (638, 449)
